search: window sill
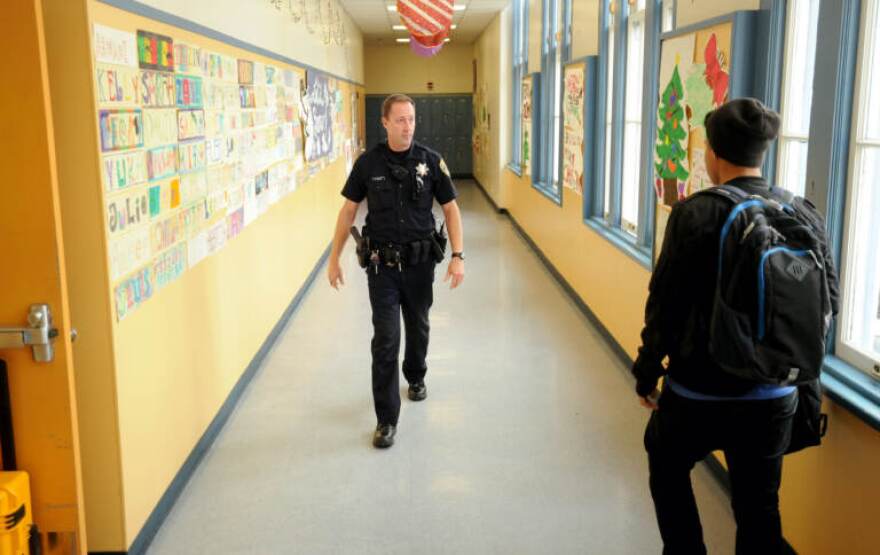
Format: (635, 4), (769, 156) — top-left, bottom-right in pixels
(821, 355), (880, 432)
(584, 217), (652, 270)
(532, 181), (562, 206)
(506, 163), (523, 177)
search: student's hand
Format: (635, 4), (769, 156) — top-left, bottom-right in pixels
(639, 389), (660, 410)
(328, 259), (345, 290)
(444, 257), (465, 289)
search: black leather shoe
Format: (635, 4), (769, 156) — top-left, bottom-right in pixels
(372, 423), (396, 448)
(408, 381), (427, 401)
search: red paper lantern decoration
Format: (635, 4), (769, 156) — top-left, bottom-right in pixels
(397, 0), (454, 46)
(411, 28), (448, 48)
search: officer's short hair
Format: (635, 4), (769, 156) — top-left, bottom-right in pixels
(382, 94), (415, 119)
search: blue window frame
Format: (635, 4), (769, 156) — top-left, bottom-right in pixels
(793, 0), (880, 428)
(510, 0), (529, 174)
(533, 0), (571, 203)
(586, 0), (662, 267)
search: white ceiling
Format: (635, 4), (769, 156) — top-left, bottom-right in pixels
(338, 0), (510, 45)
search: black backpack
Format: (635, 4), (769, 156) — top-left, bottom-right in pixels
(700, 184), (834, 385)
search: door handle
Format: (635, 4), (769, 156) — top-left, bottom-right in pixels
(0, 304), (57, 363)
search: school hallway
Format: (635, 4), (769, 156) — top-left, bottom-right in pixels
(145, 181), (736, 554)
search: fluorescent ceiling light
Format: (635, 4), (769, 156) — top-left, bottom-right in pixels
(387, 5), (397, 11)
(444, 38), (451, 42)
(451, 24), (457, 29)
(396, 38), (410, 43)
(393, 25), (406, 30)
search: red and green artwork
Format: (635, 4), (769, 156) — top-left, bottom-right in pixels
(655, 65), (690, 206)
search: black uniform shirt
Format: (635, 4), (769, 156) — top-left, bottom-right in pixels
(341, 141), (457, 244)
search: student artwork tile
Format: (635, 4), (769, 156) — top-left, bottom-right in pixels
(152, 243), (187, 291)
(562, 65), (586, 195)
(102, 150), (148, 192)
(143, 108), (178, 147)
(175, 75), (203, 108)
(181, 171), (208, 205)
(265, 65), (278, 85)
(96, 66), (141, 105)
(114, 266), (153, 321)
(522, 77), (532, 177)
(178, 109), (206, 141)
(99, 109), (143, 152)
(304, 71), (334, 161)
(655, 27), (731, 207)
(108, 226), (151, 281)
(136, 30), (174, 72)
(203, 52), (237, 81)
(146, 144), (177, 180)
(174, 42), (204, 75)
(106, 187), (149, 236)
(150, 213), (182, 254)
(237, 59), (254, 85)
(94, 24), (138, 67)
(205, 136), (226, 165)
(139, 71), (177, 107)
(227, 207), (245, 240)
(178, 140), (207, 173)
(239, 86), (256, 109)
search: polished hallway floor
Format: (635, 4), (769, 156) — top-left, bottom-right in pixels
(148, 180), (737, 554)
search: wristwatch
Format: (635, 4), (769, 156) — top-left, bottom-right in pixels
(451, 252), (465, 260)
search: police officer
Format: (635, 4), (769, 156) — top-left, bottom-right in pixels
(327, 93), (465, 449)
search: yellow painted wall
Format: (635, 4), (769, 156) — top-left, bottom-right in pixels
(480, 0), (880, 553)
(473, 11), (508, 202)
(364, 43), (474, 95)
(41, 0), (364, 549)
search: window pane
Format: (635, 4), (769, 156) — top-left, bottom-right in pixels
(552, 1), (562, 189)
(777, 0), (820, 193)
(621, 8), (645, 236)
(862, 0), (880, 140)
(662, 0), (674, 32)
(776, 138), (808, 196)
(604, 11), (615, 219)
(841, 147), (880, 363)
(840, 0), (880, 371)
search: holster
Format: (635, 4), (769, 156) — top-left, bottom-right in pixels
(430, 222), (447, 263)
(350, 226), (370, 268)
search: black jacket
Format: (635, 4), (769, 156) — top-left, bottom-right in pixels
(631, 177), (840, 397)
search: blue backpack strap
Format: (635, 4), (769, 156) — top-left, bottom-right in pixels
(697, 183), (750, 204)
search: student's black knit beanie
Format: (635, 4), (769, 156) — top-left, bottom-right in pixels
(704, 98), (780, 168)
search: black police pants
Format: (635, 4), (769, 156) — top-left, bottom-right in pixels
(644, 387), (797, 555)
(367, 261), (434, 425)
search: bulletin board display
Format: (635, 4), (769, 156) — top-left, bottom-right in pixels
(653, 21), (733, 260)
(91, 21), (356, 321)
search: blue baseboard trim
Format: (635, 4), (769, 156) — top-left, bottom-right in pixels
(122, 244), (332, 555)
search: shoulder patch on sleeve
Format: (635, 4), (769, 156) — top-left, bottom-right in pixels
(439, 158), (451, 178)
